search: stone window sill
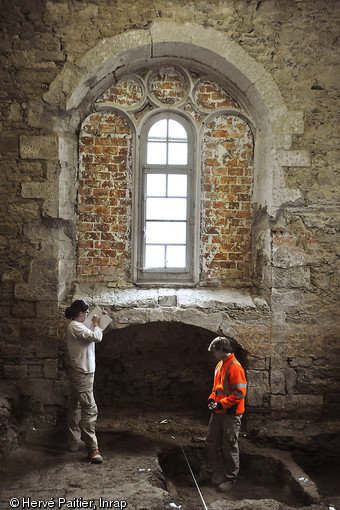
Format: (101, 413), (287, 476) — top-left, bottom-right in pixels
(73, 285), (270, 325)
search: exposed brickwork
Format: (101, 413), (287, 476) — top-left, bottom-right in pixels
(184, 102), (204, 123)
(149, 67), (187, 105)
(195, 80), (240, 110)
(96, 78), (144, 108)
(78, 112), (133, 283)
(201, 115), (253, 286)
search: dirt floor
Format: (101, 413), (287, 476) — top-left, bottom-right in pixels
(0, 412), (339, 510)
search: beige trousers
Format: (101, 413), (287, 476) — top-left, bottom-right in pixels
(205, 412), (243, 481)
(67, 368), (99, 451)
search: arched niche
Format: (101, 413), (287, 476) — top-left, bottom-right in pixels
(94, 321), (249, 416)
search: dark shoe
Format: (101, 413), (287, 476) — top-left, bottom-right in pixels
(88, 449), (103, 464)
(68, 440), (86, 452)
(217, 479), (236, 492)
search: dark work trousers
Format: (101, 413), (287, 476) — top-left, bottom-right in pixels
(67, 367), (99, 451)
(205, 412), (243, 481)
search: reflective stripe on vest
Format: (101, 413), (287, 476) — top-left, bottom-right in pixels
(214, 361), (223, 377)
(233, 390), (246, 399)
(215, 388), (246, 396)
(215, 389), (228, 395)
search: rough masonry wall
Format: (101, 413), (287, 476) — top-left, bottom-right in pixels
(0, 0), (339, 454)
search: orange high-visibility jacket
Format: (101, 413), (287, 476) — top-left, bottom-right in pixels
(209, 353), (247, 415)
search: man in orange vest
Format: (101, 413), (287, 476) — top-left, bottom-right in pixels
(196, 336), (247, 492)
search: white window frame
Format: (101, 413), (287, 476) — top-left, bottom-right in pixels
(136, 111), (197, 284)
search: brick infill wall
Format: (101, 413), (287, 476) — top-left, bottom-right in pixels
(78, 112), (133, 283)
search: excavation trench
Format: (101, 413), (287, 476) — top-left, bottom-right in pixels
(0, 419), (337, 510)
(157, 441), (321, 509)
(96, 413), (328, 508)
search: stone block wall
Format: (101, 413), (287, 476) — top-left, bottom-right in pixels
(0, 0), (339, 456)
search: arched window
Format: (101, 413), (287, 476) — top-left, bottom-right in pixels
(77, 65), (254, 289)
(137, 113), (196, 283)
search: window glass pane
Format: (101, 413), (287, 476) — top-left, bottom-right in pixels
(146, 222), (186, 244)
(169, 119), (187, 140)
(147, 174), (166, 196)
(166, 245), (186, 268)
(168, 175), (187, 197)
(142, 115), (191, 276)
(148, 119), (167, 139)
(147, 142), (167, 164)
(146, 198), (187, 220)
(168, 142), (188, 165)
(145, 245), (165, 268)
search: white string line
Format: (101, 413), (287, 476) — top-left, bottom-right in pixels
(180, 444), (209, 510)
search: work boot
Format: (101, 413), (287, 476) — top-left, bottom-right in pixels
(217, 478), (236, 492)
(88, 448), (103, 464)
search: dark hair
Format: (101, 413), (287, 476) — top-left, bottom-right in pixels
(208, 336), (234, 354)
(65, 299), (89, 320)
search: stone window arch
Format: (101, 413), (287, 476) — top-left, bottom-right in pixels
(29, 23), (308, 304)
(77, 63), (254, 287)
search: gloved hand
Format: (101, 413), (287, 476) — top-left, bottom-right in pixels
(208, 399), (215, 411)
(208, 400), (223, 411)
